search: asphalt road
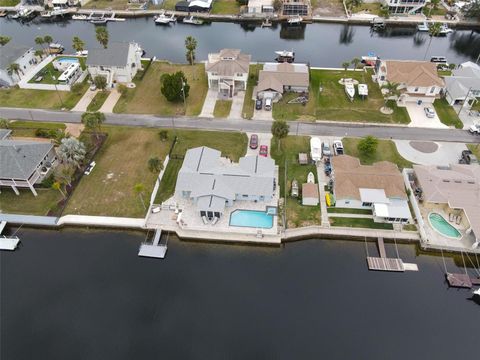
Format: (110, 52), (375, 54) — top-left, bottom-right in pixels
(1, 107), (479, 144)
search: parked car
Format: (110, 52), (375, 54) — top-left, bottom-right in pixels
(322, 141), (332, 157)
(264, 98), (272, 111)
(424, 107), (436, 118)
(249, 134), (258, 149)
(259, 145), (268, 157)
(459, 150), (479, 165)
(332, 140), (344, 155)
(89, 84), (97, 91)
(255, 98), (263, 110)
(469, 124), (480, 135)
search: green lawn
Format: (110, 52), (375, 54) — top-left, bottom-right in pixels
(114, 62), (208, 116)
(83, 0), (130, 9)
(327, 207), (372, 214)
(352, 3), (381, 15)
(438, 70), (452, 77)
(242, 64), (262, 119)
(0, 188), (63, 216)
(7, 120), (66, 137)
(434, 99), (463, 129)
(273, 69), (410, 124)
(270, 136), (321, 228)
(64, 126), (174, 217)
(160, 0), (177, 9)
(211, 0), (240, 14)
(213, 100), (232, 118)
(468, 144), (480, 159)
(0, 80), (89, 110)
(154, 130), (247, 204)
(87, 91), (110, 112)
(330, 217), (394, 230)
(27, 62), (62, 85)
(0, 0), (20, 6)
(423, 4), (447, 17)
(342, 137), (413, 170)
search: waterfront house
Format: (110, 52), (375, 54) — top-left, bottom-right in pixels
(413, 164), (480, 248)
(375, 60), (444, 105)
(0, 42), (37, 87)
(175, 0), (212, 12)
(331, 155), (411, 224)
(256, 62), (309, 102)
(302, 183), (319, 206)
(444, 61), (480, 108)
(247, 0), (274, 15)
(0, 131), (57, 196)
(174, 146), (276, 220)
(86, 42), (142, 87)
(382, 0), (426, 15)
(282, 0), (311, 16)
(205, 49), (251, 98)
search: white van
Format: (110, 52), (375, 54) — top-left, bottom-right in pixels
(264, 97), (272, 111)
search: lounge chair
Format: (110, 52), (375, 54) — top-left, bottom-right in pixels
(456, 216), (462, 225)
(211, 217), (219, 225)
(202, 216), (208, 225)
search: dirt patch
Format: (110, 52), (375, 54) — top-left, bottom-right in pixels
(409, 141), (439, 153)
(65, 123), (84, 138)
(312, 0), (345, 16)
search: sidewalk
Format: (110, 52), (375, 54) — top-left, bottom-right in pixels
(316, 163), (330, 228)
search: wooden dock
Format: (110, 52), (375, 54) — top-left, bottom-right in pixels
(446, 273), (480, 288)
(366, 237), (408, 272)
(138, 229), (167, 259)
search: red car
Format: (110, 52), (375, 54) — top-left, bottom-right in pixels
(249, 134), (258, 149)
(259, 145), (268, 157)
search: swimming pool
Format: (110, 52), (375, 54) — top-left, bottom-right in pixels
(428, 213), (461, 239)
(230, 210), (273, 229)
(56, 57), (79, 63)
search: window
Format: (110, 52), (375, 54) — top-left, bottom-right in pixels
(430, 87), (435, 93)
(362, 202), (372, 207)
(414, 87), (419, 92)
(345, 200), (350, 204)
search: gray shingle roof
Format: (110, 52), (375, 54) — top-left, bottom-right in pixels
(0, 140), (53, 180)
(0, 42), (32, 70)
(86, 42), (131, 68)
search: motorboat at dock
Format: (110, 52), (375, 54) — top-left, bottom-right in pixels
(154, 11), (177, 25)
(275, 50), (295, 63)
(182, 15), (203, 25)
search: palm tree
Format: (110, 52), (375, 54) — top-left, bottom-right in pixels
(35, 49), (44, 60)
(423, 22), (442, 60)
(72, 36), (85, 53)
(271, 120), (290, 151)
(351, 57), (361, 71)
(57, 137), (86, 169)
(341, 61), (350, 79)
(381, 81), (401, 110)
(134, 183), (146, 210)
(95, 27), (109, 49)
(185, 36), (197, 66)
(43, 35), (53, 45)
(35, 36), (45, 49)
(428, 0), (440, 17)
(379, 5), (390, 19)
(81, 112), (105, 139)
(0, 36), (11, 46)
(7, 63), (22, 79)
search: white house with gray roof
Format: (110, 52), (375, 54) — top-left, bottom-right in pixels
(0, 132), (57, 196)
(175, 146), (276, 219)
(86, 42), (142, 87)
(0, 42), (38, 87)
(445, 61), (480, 108)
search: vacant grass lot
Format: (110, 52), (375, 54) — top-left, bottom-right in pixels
(0, 80), (89, 110)
(83, 0), (130, 9)
(0, 188), (63, 216)
(211, 0), (240, 14)
(330, 217), (393, 230)
(0, 0), (19, 6)
(64, 126), (174, 217)
(87, 91), (110, 112)
(154, 130), (248, 204)
(434, 98), (463, 128)
(160, 0), (176, 9)
(7, 120), (66, 137)
(242, 64), (262, 119)
(352, 3), (381, 15)
(213, 100), (232, 118)
(114, 62), (207, 116)
(270, 136), (321, 228)
(342, 137), (413, 170)
(273, 69), (410, 124)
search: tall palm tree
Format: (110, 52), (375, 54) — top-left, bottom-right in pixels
(34, 49), (44, 60)
(423, 22), (442, 60)
(351, 57), (361, 71)
(43, 35), (53, 45)
(72, 36), (85, 53)
(185, 36), (197, 65)
(381, 81), (401, 109)
(7, 63), (22, 78)
(0, 36), (11, 46)
(95, 27), (109, 49)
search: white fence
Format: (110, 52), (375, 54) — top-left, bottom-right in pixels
(148, 155), (171, 210)
(403, 168), (428, 243)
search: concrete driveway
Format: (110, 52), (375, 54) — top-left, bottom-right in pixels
(99, 88), (122, 114)
(199, 89), (217, 118)
(71, 89), (98, 112)
(405, 102), (448, 129)
(246, 132), (272, 157)
(394, 140), (467, 165)
(228, 91), (245, 119)
(454, 105), (478, 130)
(253, 107), (273, 121)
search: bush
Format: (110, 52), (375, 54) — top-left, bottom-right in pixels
(358, 136), (379, 157)
(117, 84), (128, 96)
(35, 128), (50, 138)
(160, 71), (190, 102)
(158, 130), (168, 142)
(41, 174), (55, 188)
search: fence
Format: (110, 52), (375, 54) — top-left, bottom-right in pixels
(403, 168), (428, 243)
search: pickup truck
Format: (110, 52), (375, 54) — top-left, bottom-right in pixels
(469, 124), (480, 135)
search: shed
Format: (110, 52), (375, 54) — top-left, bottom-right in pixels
(298, 153), (308, 165)
(302, 183), (319, 206)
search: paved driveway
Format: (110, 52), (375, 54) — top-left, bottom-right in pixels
(199, 89), (217, 118)
(71, 89), (98, 112)
(253, 107), (273, 121)
(394, 140), (467, 165)
(99, 88), (121, 114)
(228, 91), (245, 119)
(405, 102), (448, 129)
(454, 105), (479, 130)
(246, 132), (272, 157)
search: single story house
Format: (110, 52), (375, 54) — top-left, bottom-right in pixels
(302, 183), (319, 206)
(382, 0), (425, 15)
(175, 0), (212, 12)
(0, 42), (38, 87)
(0, 131), (58, 196)
(331, 155), (411, 224)
(282, 0), (310, 16)
(413, 164), (480, 248)
(444, 61), (480, 108)
(175, 146), (276, 220)
(375, 60), (444, 105)
(247, 0), (274, 14)
(256, 62), (309, 102)
(86, 42), (143, 87)
(205, 49), (251, 98)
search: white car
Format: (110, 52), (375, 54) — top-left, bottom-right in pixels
(469, 124), (480, 135)
(332, 140), (344, 155)
(424, 107), (436, 118)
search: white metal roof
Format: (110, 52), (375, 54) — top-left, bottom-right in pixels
(374, 200), (411, 219)
(359, 188), (389, 204)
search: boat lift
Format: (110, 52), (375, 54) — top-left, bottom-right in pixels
(138, 228), (168, 259)
(0, 221), (20, 251)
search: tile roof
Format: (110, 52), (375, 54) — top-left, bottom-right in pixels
(384, 60), (444, 87)
(257, 63), (309, 94)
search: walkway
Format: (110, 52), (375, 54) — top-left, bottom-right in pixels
(99, 88), (121, 113)
(199, 89), (217, 118)
(316, 163), (330, 228)
(228, 91), (245, 120)
(327, 213), (373, 219)
(72, 89), (98, 112)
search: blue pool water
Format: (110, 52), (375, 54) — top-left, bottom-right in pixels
(428, 213), (461, 239)
(56, 57), (79, 63)
(230, 210), (273, 229)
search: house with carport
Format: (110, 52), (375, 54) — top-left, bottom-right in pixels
(256, 62), (309, 102)
(444, 61), (480, 108)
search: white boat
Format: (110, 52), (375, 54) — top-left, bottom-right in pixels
(439, 24), (453, 35)
(344, 81), (355, 101)
(275, 50), (295, 63)
(417, 21), (429, 31)
(72, 14), (88, 20)
(48, 42), (64, 54)
(40, 11), (53, 18)
(19, 8), (36, 20)
(287, 15), (302, 25)
(307, 172), (315, 184)
(261, 18), (272, 28)
(358, 84), (368, 97)
(90, 17), (108, 24)
(183, 15), (203, 25)
(76, 50), (88, 56)
(154, 11), (176, 25)
(310, 137), (322, 163)
(473, 288), (480, 298)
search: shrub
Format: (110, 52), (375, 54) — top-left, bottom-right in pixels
(41, 174), (55, 188)
(35, 128), (50, 138)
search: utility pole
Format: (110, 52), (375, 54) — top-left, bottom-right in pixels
(181, 80), (186, 114)
(457, 87), (472, 116)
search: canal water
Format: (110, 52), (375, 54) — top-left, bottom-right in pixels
(1, 229), (479, 359)
(1, 18), (479, 66)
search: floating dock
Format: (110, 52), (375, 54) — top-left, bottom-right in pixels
(0, 221), (20, 251)
(138, 229), (167, 259)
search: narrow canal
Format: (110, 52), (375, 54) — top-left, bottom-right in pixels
(1, 229), (479, 359)
(1, 18), (479, 66)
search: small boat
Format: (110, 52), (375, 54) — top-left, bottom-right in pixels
(326, 193), (332, 207)
(291, 179), (299, 198)
(417, 21), (429, 32)
(430, 56), (447, 64)
(40, 11), (53, 18)
(72, 14), (88, 20)
(90, 17), (108, 24)
(307, 172), (315, 184)
(344, 81), (355, 101)
(370, 17), (385, 31)
(76, 50), (88, 56)
(439, 23), (453, 35)
(183, 15), (203, 25)
(261, 18), (272, 28)
(275, 50), (295, 63)
(473, 288), (480, 297)
(154, 11), (176, 25)
(287, 15), (302, 25)
(48, 42), (64, 54)
(19, 8), (36, 21)
(361, 53), (378, 66)
(358, 84), (368, 97)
